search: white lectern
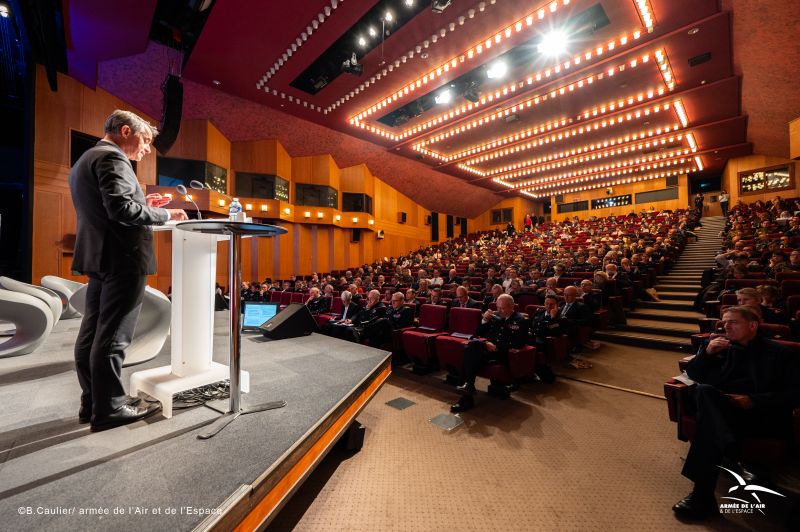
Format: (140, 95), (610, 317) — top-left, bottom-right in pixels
(129, 220), (257, 418)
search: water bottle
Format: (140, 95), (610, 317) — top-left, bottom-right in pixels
(229, 198), (243, 221)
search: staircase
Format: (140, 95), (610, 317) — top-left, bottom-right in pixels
(594, 216), (727, 351)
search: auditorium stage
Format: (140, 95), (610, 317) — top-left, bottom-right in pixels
(0, 313), (391, 531)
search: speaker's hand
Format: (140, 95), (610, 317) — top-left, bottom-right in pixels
(166, 209), (189, 221)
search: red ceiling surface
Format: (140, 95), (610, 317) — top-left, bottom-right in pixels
(72, 0), (800, 211)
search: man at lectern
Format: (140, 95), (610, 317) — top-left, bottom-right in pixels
(69, 110), (187, 432)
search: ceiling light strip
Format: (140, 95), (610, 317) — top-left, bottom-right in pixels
(256, 0), (341, 90)
(526, 158), (691, 192)
(634, 0), (656, 32)
(496, 146), (693, 188)
(327, 0), (504, 114)
(346, 0), (572, 123)
(417, 100), (676, 164)
(524, 165), (695, 198)
(400, 49), (661, 145)
(475, 129), (685, 178)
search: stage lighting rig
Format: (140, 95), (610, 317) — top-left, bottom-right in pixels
(431, 0), (451, 14)
(341, 53), (364, 75)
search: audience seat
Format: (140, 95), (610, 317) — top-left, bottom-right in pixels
(401, 304), (449, 371)
(434, 308), (483, 384)
(664, 342), (800, 462)
(315, 297), (342, 328)
(476, 345), (539, 399)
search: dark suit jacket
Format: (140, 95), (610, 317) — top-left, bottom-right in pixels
(559, 301), (591, 326)
(333, 303), (360, 321)
(69, 140), (169, 275)
(451, 297), (482, 310)
(689, 335), (800, 411)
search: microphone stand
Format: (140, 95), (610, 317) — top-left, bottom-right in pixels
(176, 184), (202, 220)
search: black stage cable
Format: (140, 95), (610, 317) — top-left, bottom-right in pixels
(158, 380), (231, 410)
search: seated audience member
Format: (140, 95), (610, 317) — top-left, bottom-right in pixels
(348, 289), (387, 342)
(429, 269), (445, 287)
(672, 306), (800, 520)
(452, 286), (483, 309)
(736, 287), (784, 324)
(536, 277), (563, 299)
(305, 287), (330, 314)
(360, 292), (414, 348)
(445, 268), (462, 285)
(579, 279), (602, 313)
(482, 284), (504, 311)
(322, 284), (335, 297)
(451, 294), (528, 413)
(428, 288), (448, 306)
(416, 279), (431, 298)
(506, 279), (523, 296)
(526, 269), (544, 288)
(559, 286), (591, 336)
(789, 250), (800, 271)
(529, 295), (563, 348)
(322, 290), (360, 338)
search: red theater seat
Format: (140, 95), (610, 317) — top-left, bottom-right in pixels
(476, 345), (539, 399)
(435, 308), (483, 382)
(401, 304), (449, 370)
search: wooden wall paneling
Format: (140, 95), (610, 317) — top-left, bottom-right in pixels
(297, 224), (313, 275)
(723, 154), (800, 205)
(31, 189), (62, 284)
(277, 223), (295, 279)
(230, 139), (291, 179)
(790, 117), (800, 161)
(206, 121), (231, 174)
(164, 119), (208, 162)
(34, 68), (81, 166)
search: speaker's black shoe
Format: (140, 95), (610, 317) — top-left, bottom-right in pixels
(450, 395), (474, 413)
(672, 490), (717, 520)
(78, 406), (91, 424)
(723, 459), (763, 486)
(90, 403), (161, 432)
(455, 382), (476, 395)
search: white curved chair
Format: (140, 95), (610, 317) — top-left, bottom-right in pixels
(41, 275), (85, 319)
(0, 276), (63, 324)
(71, 284), (171, 367)
(0, 289), (55, 358)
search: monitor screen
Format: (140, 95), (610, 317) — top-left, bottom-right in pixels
(242, 302), (279, 329)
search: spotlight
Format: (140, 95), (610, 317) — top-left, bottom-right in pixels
(358, 36), (366, 47)
(434, 90), (452, 104)
(431, 0), (451, 13)
(537, 30), (568, 56)
(342, 53), (364, 75)
(404, 0), (414, 6)
(486, 61), (507, 79)
(368, 26), (377, 37)
(384, 11), (393, 22)
(463, 81), (481, 103)
(0, 4), (8, 17)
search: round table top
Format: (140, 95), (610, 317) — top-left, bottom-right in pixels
(175, 220), (287, 237)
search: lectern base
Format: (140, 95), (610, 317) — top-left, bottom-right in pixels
(130, 362), (250, 418)
(198, 399), (287, 439)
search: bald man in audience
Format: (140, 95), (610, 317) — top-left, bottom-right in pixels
(452, 286), (482, 309)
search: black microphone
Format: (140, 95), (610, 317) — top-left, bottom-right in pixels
(176, 184), (202, 220)
(193, 180), (233, 202)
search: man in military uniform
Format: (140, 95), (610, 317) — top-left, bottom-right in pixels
(348, 289), (387, 343)
(304, 286), (330, 314)
(529, 295), (563, 348)
(451, 294), (528, 412)
(361, 292), (414, 348)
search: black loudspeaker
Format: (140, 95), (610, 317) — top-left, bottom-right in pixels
(666, 175), (678, 187)
(398, 211), (407, 223)
(351, 228), (361, 242)
(259, 303), (319, 340)
(555, 194), (564, 204)
(153, 74), (183, 154)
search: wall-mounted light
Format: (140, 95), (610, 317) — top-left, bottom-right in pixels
(283, 207), (291, 215)
(352, 217), (359, 223)
(304, 211), (311, 218)
(245, 203), (253, 211)
(317, 212), (324, 219)
(164, 193), (172, 199)
(261, 204), (268, 212)
(186, 194), (192, 201)
(335, 214), (342, 221)
(368, 219), (375, 225)
(218, 199), (226, 207)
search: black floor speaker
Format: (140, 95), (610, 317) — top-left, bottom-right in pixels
(259, 303), (319, 340)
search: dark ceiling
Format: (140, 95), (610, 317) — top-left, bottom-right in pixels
(62, 0), (800, 209)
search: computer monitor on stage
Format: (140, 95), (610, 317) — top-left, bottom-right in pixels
(242, 302), (279, 331)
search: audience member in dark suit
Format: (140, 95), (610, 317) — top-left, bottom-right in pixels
(361, 292), (414, 347)
(579, 280), (602, 313)
(445, 268), (462, 286)
(529, 296), (563, 348)
(673, 306), (800, 520)
(451, 294), (528, 412)
(428, 288), (448, 307)
(482, 284), (504, 311)
(69, 110), (188, 431)
(323, 290), (360, 338)
(305, 287), (330, 314)
(452, 286), (482, 309)
(559, 286), (591, 341)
